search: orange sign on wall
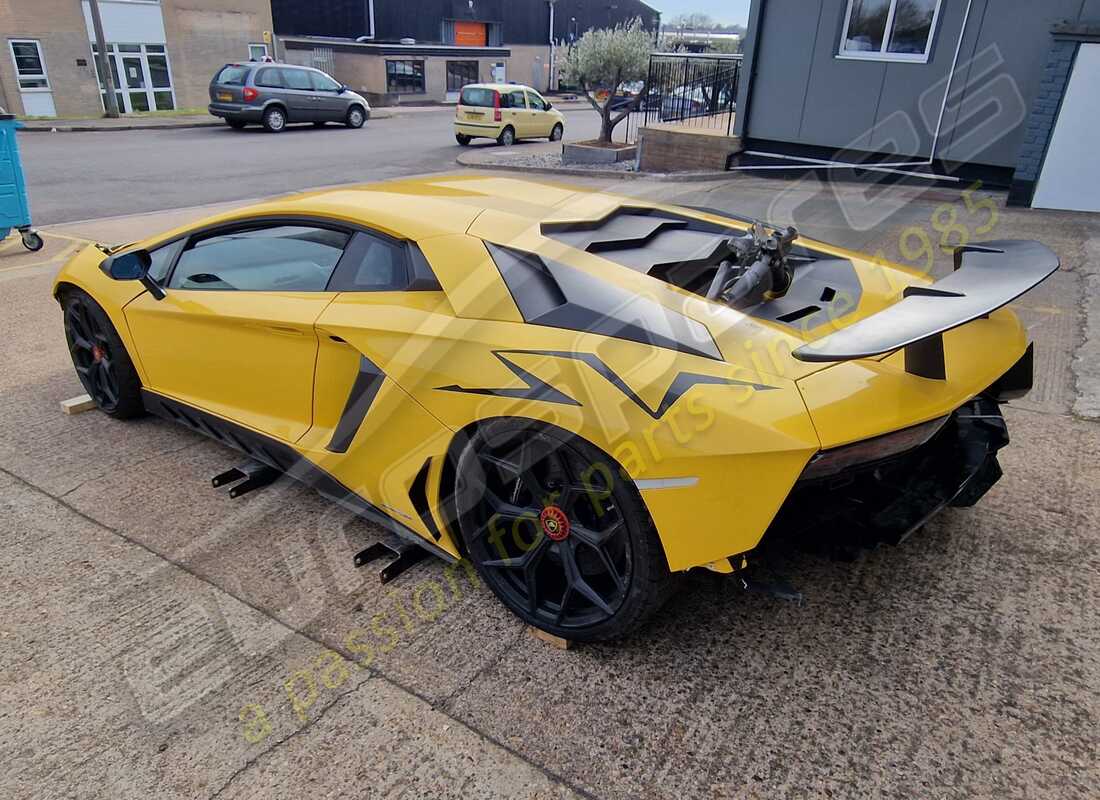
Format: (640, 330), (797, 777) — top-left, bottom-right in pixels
(455, 21), (488, 47)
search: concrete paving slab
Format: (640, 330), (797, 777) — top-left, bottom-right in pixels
(0, 469), (581, 800)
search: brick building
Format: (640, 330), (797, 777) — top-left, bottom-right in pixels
(0, 0), (273, 118)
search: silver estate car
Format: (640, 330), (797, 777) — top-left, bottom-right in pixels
(208, 62), (371, 132)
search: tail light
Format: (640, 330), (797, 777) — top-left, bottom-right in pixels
(242, 87), (259, 102)
(493, 90), (501, 122)
(800, 415), (949, 481)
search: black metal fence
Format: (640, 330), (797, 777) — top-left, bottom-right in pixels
(621, 53), (742, 144)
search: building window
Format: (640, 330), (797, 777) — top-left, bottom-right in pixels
(249, 43), (269, 61)
(838, 0), (942, 63)
(9, 40), (50, 90)
(386, 60), (425, 94)
(446, 61), (478, 93)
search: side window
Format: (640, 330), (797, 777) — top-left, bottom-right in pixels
(328, 232), (411, 291)
(254, 67), (284, 88)
(526, 91), (547, 110)
(310, 71), (341, 92)
(503, 89), (527, 109)
(168, 225), (351, 291)
(282, 68), (313, 90)
(147, 239), (186, 283)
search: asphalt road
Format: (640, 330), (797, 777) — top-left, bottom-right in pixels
(17, 106), (608, 225)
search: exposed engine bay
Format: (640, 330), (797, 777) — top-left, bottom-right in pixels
(541, 207), (862, 329)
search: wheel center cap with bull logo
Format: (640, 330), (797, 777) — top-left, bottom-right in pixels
(539, 505), (570, 542)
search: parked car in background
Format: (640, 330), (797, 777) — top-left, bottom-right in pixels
(454, 84), (564, 146)
(208, 63), (370, 132)
(660, 84), (735, 122)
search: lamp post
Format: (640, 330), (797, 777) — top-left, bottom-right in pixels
(87, 0), (120, 117)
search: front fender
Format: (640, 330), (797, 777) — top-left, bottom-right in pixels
(53, 244), (150, 384)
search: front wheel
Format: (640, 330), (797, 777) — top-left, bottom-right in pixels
(453, 420), (674, 642)
(345, 106), (366, 129)
(497, 126), (515, 147)
(549, 123), (563, 142)
(61, 289), (144, 419)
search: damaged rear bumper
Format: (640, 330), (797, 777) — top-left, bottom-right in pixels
(764, 394), (1012, 554)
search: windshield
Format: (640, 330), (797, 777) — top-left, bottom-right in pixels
(460, 87), (497, 107)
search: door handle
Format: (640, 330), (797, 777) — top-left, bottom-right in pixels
(265, 325), (305, 336)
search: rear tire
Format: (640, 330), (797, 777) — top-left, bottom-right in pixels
(225, 119), (247, 130)
(61, 289), (144, 419)
(453, 419), (674, 642)
(497, 126), (515, 147)
(345, 105), (366, 129)
(262, 106), (287, 133)
(455, 133), (471, 146)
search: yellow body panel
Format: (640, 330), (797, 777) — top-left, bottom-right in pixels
(52, 175), (1035, 574)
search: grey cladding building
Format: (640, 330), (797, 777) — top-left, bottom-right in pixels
(735, 0), (1100, 211)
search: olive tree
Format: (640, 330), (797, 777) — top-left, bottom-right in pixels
(562, 18), (653, 143)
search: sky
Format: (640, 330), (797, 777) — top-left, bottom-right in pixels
(649, 0), (752, 26)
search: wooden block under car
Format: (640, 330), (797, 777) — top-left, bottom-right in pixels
(61, 394), (97, 415)
(528, 626), (574, 650)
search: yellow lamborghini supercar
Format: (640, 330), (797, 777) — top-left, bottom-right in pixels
(54, 176), (1057, 640)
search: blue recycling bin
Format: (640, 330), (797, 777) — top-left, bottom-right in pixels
(0, 114), (43, 252)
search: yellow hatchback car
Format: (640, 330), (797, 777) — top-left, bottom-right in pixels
(454, 83), (565, 146)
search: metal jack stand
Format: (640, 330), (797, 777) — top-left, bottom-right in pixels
(353, 535), (429, 584)
(212, 460), (280, 499)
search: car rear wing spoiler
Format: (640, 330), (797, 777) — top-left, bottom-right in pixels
(792, 240), (1059, 379)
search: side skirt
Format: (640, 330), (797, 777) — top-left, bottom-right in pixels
(140, 389), (457, 563)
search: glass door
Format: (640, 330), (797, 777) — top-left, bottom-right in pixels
(92, 43), (176, 113)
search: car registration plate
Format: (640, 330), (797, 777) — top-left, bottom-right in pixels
(217, 92), (232, 101)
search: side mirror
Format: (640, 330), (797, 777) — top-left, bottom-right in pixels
(545, 102), (553, 109)
(338, 84), (348, 94)
(100, 249), (166, 300)
(103, 250), (151, 281)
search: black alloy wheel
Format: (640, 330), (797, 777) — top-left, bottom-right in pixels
(455, 421), (672, 641)
(62, 290), (144, 419)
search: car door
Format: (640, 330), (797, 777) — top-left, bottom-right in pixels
(278, 67), (317, 121)
(524, 89), (554, 136)
(124, 221), (353, 442)
(501, 88), (529, 137)
(309, 70), (346, 121)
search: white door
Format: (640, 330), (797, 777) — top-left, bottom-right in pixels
(1033, 43), (1100, 213)
(9, 40), (57, 118)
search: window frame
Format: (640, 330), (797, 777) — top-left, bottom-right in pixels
(146, 216), (441, 294)
(502, 88), (528, 109)
(836, 0), (943, 64)
(9, 39), (50, 92)
(385, 59), (426, 95)
(525, 89), (549, 111)
(279, 67), (313, 91)
(309, 70), (342, 92)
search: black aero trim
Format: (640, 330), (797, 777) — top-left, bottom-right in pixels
(436, 349), (775, 419)
(408, 458), (442, 541)
(485, 242), (722, 361)
(327, 355), (386, 453)
(437, 351), (580, 407)
(140, 390), (455, 562)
